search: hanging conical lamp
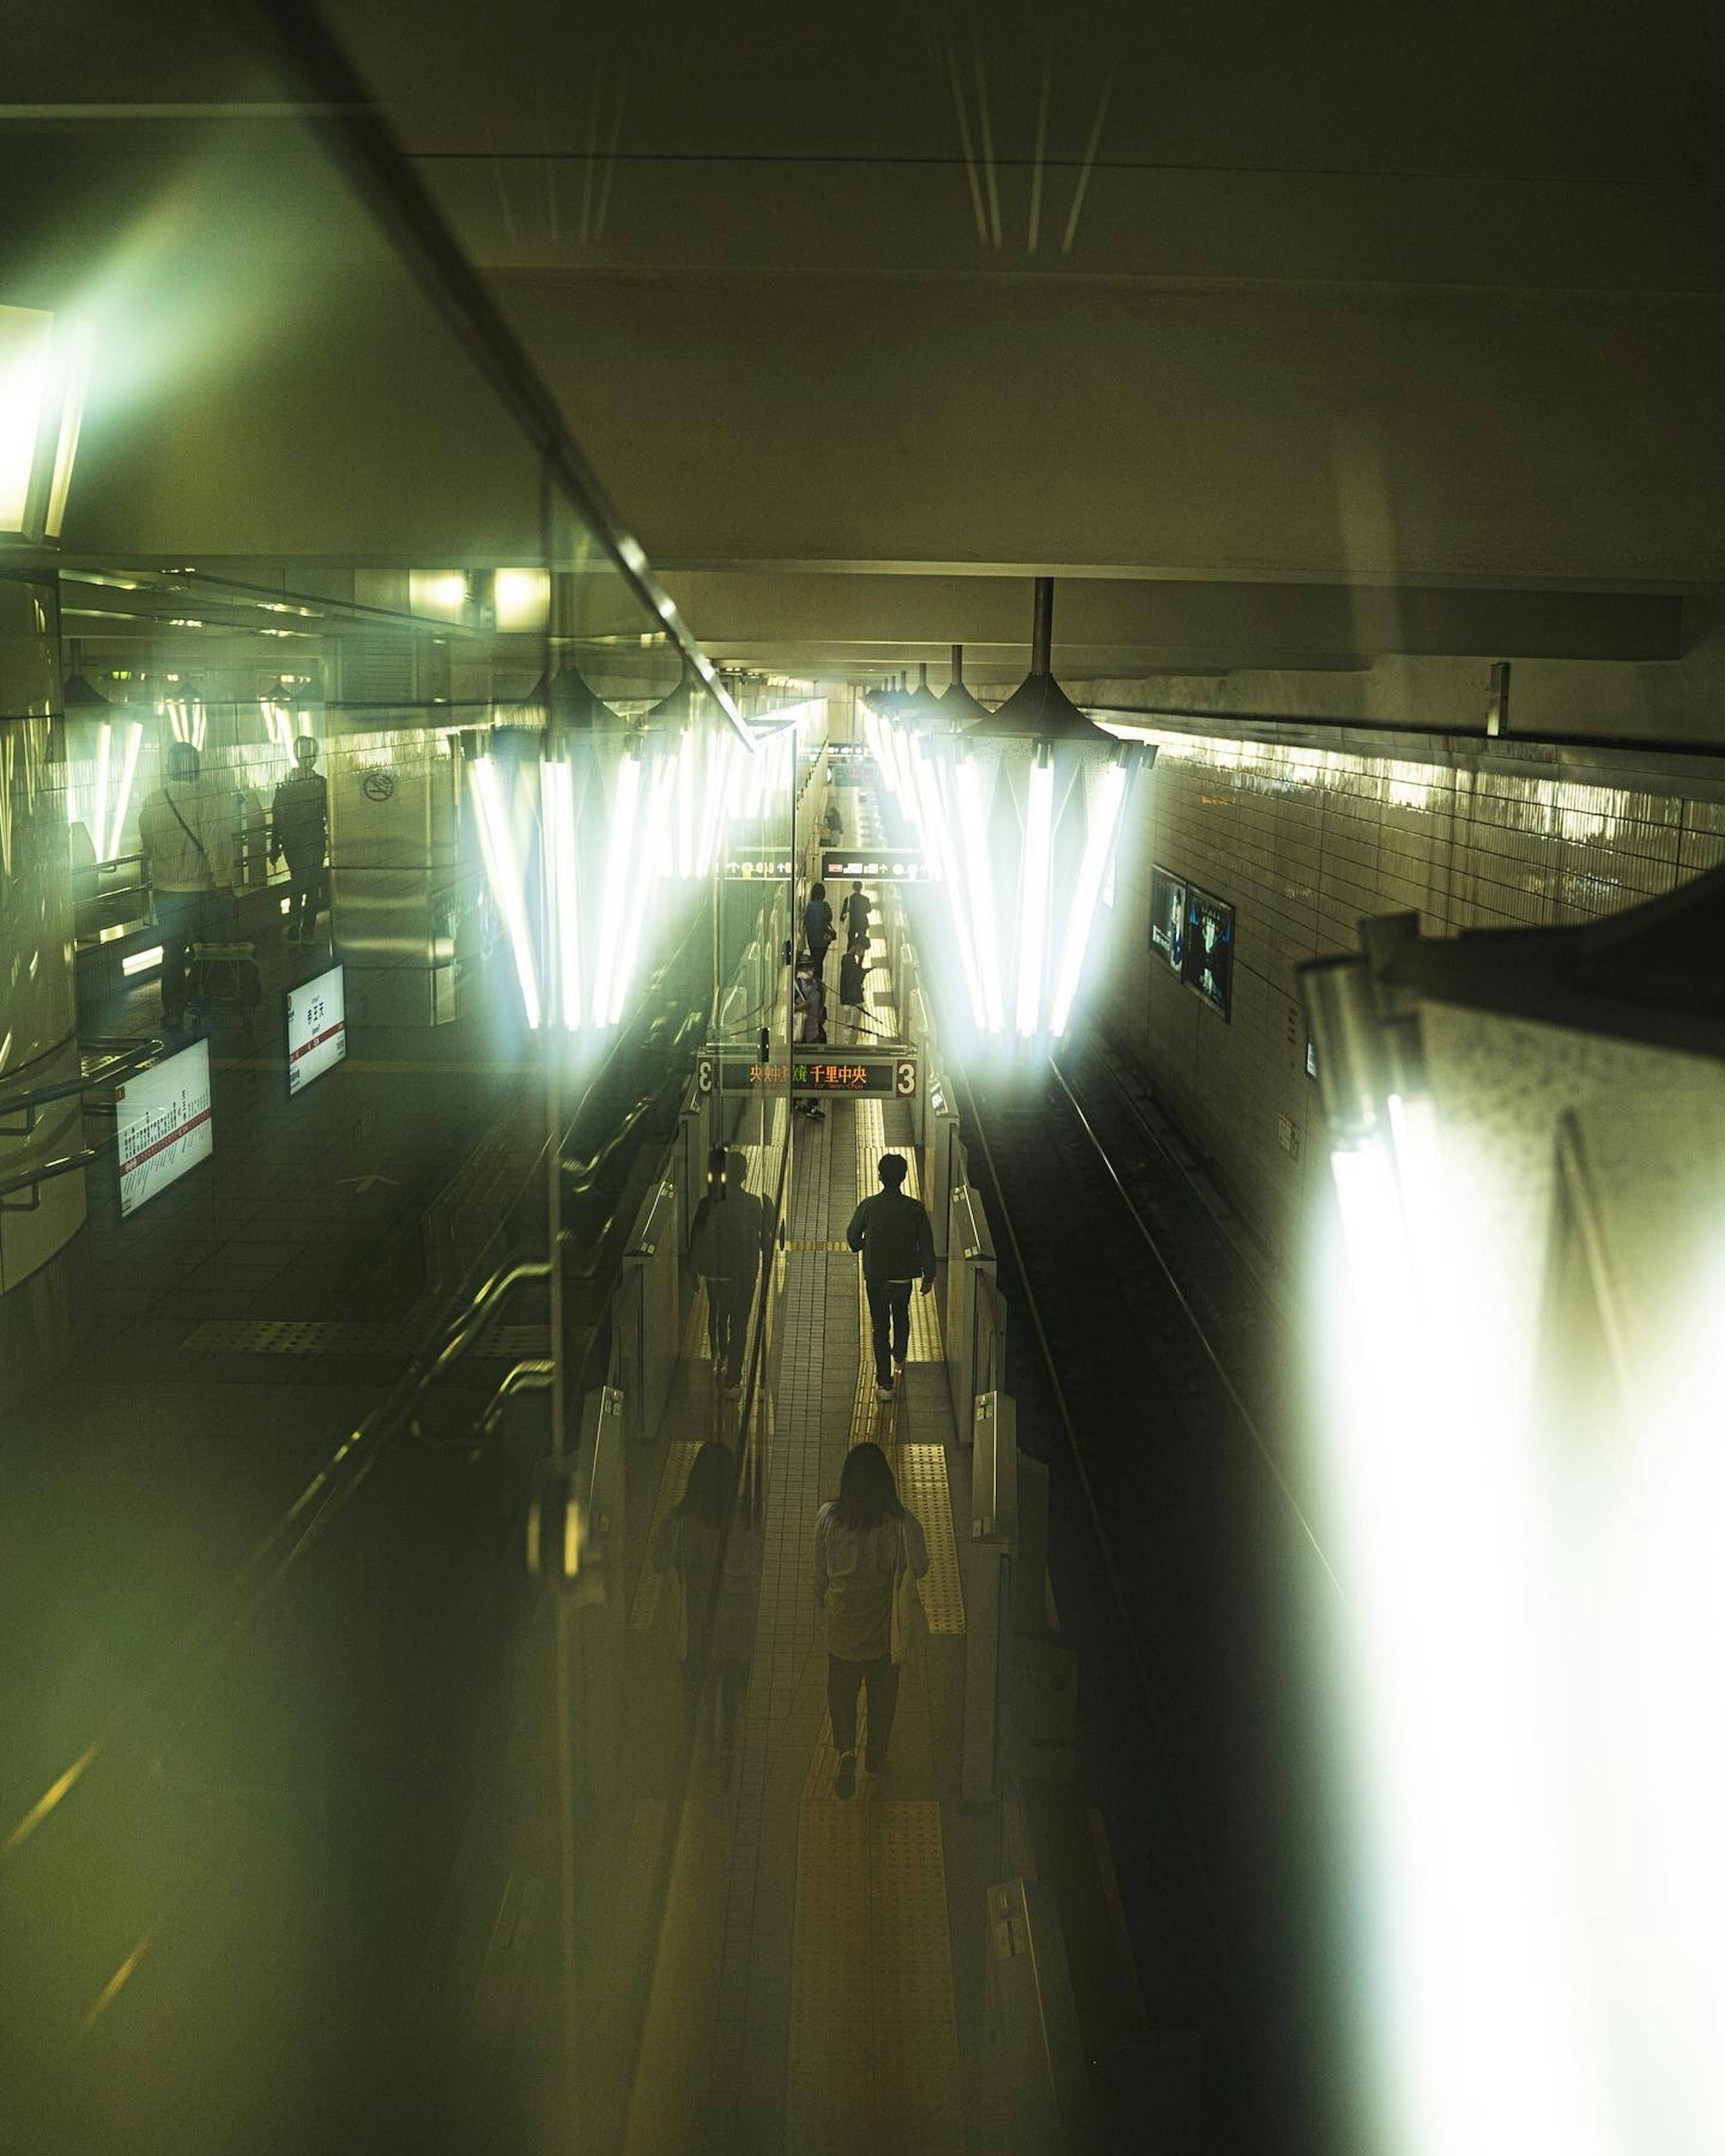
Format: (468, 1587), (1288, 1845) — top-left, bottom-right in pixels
(62, 671), (110, 707)
(646, 657), (715, 729)
(518, 661), (624, 729)
(967, 579), (1112, 744)
(901, 660), (947, 733)
(937, 644), (990, 731)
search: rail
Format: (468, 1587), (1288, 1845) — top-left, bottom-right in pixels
(0, 1035), (163, 1133)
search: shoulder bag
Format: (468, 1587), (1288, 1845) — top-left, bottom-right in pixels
(889, 1518), (929, 1665)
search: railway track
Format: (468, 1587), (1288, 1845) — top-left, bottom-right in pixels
(955, 1029), (1346, 2156)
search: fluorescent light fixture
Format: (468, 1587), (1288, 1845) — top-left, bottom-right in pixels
(913, 745), (988, 1029)
(592, 754), (642, 1025)
(0, 305), (52, 531)
(493, 567), (549, 632)
(469, 756), (542, 1029)
(1049, 757), (1128, 1038)
(541, 757), (581, 1031)
(677, 730), (695, 880)
(92, 720), (111, 858)
(409, 570), (468, 620)
(121, 944), (163, 977)
(105, 720), (143, 863)
(43, 318), (92, 540)
(1016, 751), (1054, 1037)
(956, 756), (1004, 1033)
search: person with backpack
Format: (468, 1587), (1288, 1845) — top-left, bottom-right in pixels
(138, 740), (234, 1029)
(801, 882), (836, 981)
(688, 1147), (770, 1392)
(652, 1440), (756, 1755)
(837, 931), (871, 1038)
(812, 1441), (930, 1798)
(845, 1152), (936, 1401)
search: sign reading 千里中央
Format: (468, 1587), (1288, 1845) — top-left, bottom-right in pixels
(826, 745), (871, 763)
(697, 1047), (917, 1099)
(287, 963), (348, 1097)
(820, 848), (929, 884)
(1182, 884), (1234, 1019)
(1149, 864), (1186, 973)
(117, 1037), (212, 1219)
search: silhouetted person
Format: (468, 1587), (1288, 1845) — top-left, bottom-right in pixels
(838, 932), (871, 1036)
(270, 734), (328, 944)
(802, 882), (835, 980)
(845, 1152), (935, 1401)
(139, 740), (234, 1028)
(813, 1442), (929, 1798)
(688, 1147), (770, 1392)
(652, 1440), (755, 1755)
(839, 880), (870, 942)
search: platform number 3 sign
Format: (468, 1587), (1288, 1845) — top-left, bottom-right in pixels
(894, 1059), (916, 1098)
(698, 1056), (715, 1095)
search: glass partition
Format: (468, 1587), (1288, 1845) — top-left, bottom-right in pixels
(0, 10), (757, 2152)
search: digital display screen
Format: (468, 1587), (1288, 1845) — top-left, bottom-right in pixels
(287, 963), (347, 1096)
(1181, 885), (1235, 1019)
(1150, 866), (1186, 973)
(117, 1038), (212, 1218)
(820, 849), (930, 884)
(700, 1049), (917, 1098)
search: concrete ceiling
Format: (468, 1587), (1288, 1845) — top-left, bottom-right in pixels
(10, 1), (1725, 695)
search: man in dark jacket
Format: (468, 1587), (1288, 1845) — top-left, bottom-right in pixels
(845, 1152), (936, 1401)
(269, 735), (328, 944)
(689, 1147), (772, 1391)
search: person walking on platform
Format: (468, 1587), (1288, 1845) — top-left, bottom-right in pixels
(688, 1148), (768, 1392)
(845, 1152), (935, 1402)
(792, 954), (828, 1122)
(652, 1440), (755, 1756)
(839, 879), (870, 943)
(802, 882), (836, 981)
(838, 932), (871, 1038)
(269, 734), (328, 944)
(139, 740), (234, 1029)
(813, 1441), (930, 1798)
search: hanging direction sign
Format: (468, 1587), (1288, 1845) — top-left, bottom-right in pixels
(721, 849), (795, 880)
(820, 847), (929, 884)
(698, 1045), (917, 1099)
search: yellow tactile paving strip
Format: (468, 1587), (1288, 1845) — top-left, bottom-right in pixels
(899, 1444), (964, 1634)
(786, 1802), (966, 2156)
(628, 1440), (703, 1631)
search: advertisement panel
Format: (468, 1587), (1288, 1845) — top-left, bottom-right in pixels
(1181, 884), (1235, 1019)
(1150, 865), (1186, 972)
(117, 1038), (212, 1218)
(287, 963), (348, 1096)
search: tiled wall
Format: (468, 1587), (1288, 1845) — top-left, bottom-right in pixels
(1096, 723), (1725, 1263)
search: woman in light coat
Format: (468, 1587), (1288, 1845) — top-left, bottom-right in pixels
(812, 1442), (929, 1799)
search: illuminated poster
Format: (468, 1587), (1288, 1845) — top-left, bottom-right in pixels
(1149, 865), (1186, 973)
(117, 1038), (212, 1218)
(1181, 885), (1234, 1018)
(287, 963), (347, 1096)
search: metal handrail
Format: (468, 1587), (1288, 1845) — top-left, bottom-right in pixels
(0, 1150), (100, 1209)
(0, 1037), (162, 1127)
(403, 1257), (552, 1445)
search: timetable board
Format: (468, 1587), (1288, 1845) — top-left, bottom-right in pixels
(117, 1038), (212, 1218)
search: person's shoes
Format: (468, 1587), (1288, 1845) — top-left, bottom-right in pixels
(892, 1354), (906, 1374)
(284, 925), (301, 944)
(876, 1381), (894, 1403)
(159, 1008), (185, 1030)
(834, 1750), (857, 1801)
(723, 1376), (743, 1397)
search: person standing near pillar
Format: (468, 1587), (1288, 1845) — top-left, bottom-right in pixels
(270, 735), (329, 945)
(688, 1147), (769, 1393)
(139, 741), (234, 1029)
(845, 1152), (935, 1402)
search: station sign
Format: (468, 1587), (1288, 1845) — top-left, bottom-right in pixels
(287, 963), (348, 1096)
(827, 744), (870, 761)
(698, 1046), (917, 1099)
(117, 1037), (212, 1218)
(820, 847), (929, 884)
